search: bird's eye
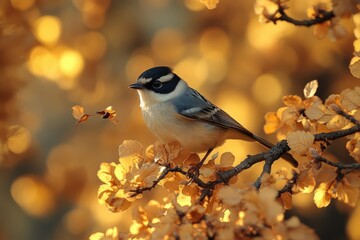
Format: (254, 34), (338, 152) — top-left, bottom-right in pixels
(152, 80), (162, 89)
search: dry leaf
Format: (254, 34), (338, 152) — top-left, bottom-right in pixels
(287, 131), (315, 154)
(72, 105), (91, 124)
(350, 57), (360, 79)
(264, 112), (280, 134)
(97, 106), (119, 124)
(313, 182), (333, 208)
(217, 186), (242, 206)
(199, 0), (219, 9)
(220, 152), (235, 167)
(282, 95), (303, 107)
(303, 80), (319, 99)
(305, 106), (324, 120)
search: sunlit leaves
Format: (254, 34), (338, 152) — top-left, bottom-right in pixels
(94, 138), (321, 239)
(304, 80), (319, 99)
(287, 131), (315, 154)
(199, 0), (219, 10)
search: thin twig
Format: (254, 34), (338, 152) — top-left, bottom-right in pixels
(278, 171), (299, 196)
(315, 155), (360, 170)
(330, 105), (360, 125)
(274, 8), (335, 27)
(314, 124), (360, 141)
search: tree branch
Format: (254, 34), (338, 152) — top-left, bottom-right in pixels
(278, 171), (299, 196)
(130, 123), (360, 200)
(274, 8), (335, 27)
(315, 155), (360, 170)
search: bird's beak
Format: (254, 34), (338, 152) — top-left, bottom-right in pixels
(129, 83), (145, 89)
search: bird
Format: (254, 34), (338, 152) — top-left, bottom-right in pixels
(129, 66), (298, 169)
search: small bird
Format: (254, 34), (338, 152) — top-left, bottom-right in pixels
(129, 66), (298, 168)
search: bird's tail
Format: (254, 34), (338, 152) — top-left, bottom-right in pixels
(250, 134), (298, 167)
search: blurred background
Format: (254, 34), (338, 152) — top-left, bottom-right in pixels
(1, 0), (360, 239)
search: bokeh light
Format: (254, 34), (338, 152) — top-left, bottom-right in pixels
(126, 53), (155, 81)
(184, 0), (205, 11)
(174, 58), (208, 88)
(6, 125), (31, 154)
(11, 175), (55, 217)
(10, 0), (35, 11)
(59, 49), (84, 78)
(33, 16), (62, 45)
(27, 46), (60, 80)
(151, 28), (186, 63)
(251, 73), (283, 106)
(75, 31), (107, 61)
(246, 19), (295, 50)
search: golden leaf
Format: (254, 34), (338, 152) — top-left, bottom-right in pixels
(97, 162), (118, 184)
(345, 172), (360, 188)
(178, 223), (193, 239)
(312, 162), (337, 183)
(72, 105), (85, 119)
(350, 56), (360, 79)
(287, 131), (315, 154)
(279, 192), (293, 210)
(280, 107), (300, 124)
(72, 105), (90, 124)
(346, 138), (360, 162)
(259, 187), (284, 223)
(199, 0), (219, 10)
(220, 152), (235, 167)
(264, 112), (280, 134)
(337, 181), (359, 207)
(313, 23), (329, 40)
(341, 87), (360, 111)
(118, 140), (143, 159)
(217, 186), (242, 206)
(296, 168), (316, 193)
(303, 80), (319, 99)
(305, 106), (324, 120)
(282, 95), (303, 107)
(314, 182), (332, 208)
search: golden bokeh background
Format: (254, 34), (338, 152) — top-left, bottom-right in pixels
(1, 0), (359, 239)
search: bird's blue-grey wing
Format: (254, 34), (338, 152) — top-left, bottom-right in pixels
(171, 88), (254, 138)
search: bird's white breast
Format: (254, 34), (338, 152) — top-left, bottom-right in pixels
(140, 101), (225, 153)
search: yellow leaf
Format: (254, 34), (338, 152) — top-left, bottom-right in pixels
(97, 162), (118, 184)
(296, 168), (316, 193)
(279, 192), (293, 210)
(72, 105), (85, 120)
(282, 95), (303, 107)
(312, 161), (337, 183)
(313, 23), (329, 40)
(220, 152), (235, 167)
(177, 192), (192, 207)
(341, 87), (360, 111)
(264, 112), (280, 134)
(314, 182), (332, 208)
(217, 186), (242, 206)
(287, 131), (315, 154)
(337, 181), (359, 207)
(118, 140), (143, 159)
(72, 105), (91, 124)
(305, 106), (324, 120)
(350, 56), (360, 79)
(303, 80), (319, 98)
(199, 0), (219, 9)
